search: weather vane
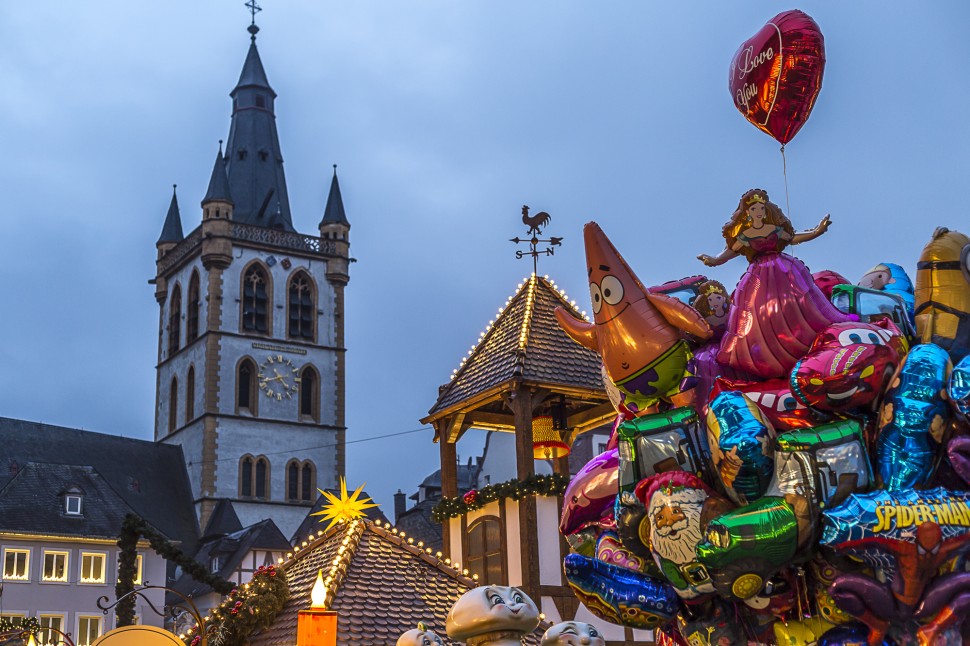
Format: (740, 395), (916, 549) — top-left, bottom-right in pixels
(510, 205), (563, 275)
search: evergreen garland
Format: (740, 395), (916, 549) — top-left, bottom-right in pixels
(116, 514), (234, 627)
(182, 565), (289, 646)
(431, 473), (570, 522)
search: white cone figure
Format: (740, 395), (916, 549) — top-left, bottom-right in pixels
(396, 621), (444, 646)
(540, 621), (606, 646)
(446, 585), (540, 645)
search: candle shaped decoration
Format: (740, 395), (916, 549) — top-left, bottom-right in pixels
(297, 570), (338, 645)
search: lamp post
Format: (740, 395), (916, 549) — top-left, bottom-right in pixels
(296, 570), (337, 646)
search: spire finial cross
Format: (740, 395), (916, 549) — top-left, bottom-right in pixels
(246, 0), (262, 25)
(510, 205), (563, 275)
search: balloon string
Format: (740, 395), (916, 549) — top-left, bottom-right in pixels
(780, 144), (792, 217)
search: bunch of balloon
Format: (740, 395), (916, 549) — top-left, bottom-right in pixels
(555, 213), (970, 644)
(549, 8), (970, 644)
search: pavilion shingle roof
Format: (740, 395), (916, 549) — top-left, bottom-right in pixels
(249, 521), (547, 646)
(427, 275), (603, 417)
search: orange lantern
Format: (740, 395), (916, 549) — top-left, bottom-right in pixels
(532, 415), (569, 460)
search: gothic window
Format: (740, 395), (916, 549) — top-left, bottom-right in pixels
(287, 272), (315, 341)
(185, 366), (195, 422)
(168, 284), (182, 353)
(237, 359), (257, 415)
(286, 460), (316, 502)
(254, 457), (269, 499)
(168, 376), (178, 434)
(299, 366), (318, 421)
(301, 462), (315, 501)
(466, 517), (504, 585)
(287, 461), (299, 500)
(187, 272), (201, 341)
(240, 456), (254, 497)
(242, 264), (270, 334)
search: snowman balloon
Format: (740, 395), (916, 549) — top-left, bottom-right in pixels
(540, 621), (605, 646)
(446, 585), (540, 645)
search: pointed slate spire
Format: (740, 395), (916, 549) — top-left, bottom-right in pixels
(320, 165), (350, 227)
(223, 26), (293, 230)
(202, 143), (233, 205)
(158, 184), (184, 244)
(235, 37), (273, 93)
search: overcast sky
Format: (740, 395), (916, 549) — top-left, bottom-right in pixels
(2, 2), (969, 513)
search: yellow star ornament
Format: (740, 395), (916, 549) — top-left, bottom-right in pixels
(310, 478), (379, 532)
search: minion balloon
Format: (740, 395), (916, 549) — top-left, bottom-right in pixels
(915, 227), (970, 361)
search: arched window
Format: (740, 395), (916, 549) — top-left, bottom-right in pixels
(168, 284), (182, 353)
(254, 457), (269, 499)
(187, 271), (201, 341)
(237, 358), (258, 415)
(299, 366), (318, 421)
(168, 376), (178, 434)
(466, 517), (504, 585)
(240, 456), (254, 497)
(301, 462), (315, 501)
(287, 460), (299, 500)
(287, 271), (315, 341)
(286, 460), (316, 502)
(242, 264), (270, 334)
(185, 366), (195, 422)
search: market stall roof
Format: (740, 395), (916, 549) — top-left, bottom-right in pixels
(249, 519), (548, 646)
(422, 275), (612, 440)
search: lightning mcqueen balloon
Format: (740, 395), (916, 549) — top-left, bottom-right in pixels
(710, 376), (818, 430)
(790, 320), (907, 412)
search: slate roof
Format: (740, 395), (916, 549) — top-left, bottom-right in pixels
(202, 147), (233, 205)
(288, 489), (389, 545)
(201, 498), (244, 539)
(157, 185), (184, 244)
(394, 499), (441, 552)
(173, 518), (290, 599)
(250, 521), (547, 646)
(0, 463), (145, 540)
(0, 417), (199, 548)
(427, 275), (604, 417)
(320, 167), (349, 227)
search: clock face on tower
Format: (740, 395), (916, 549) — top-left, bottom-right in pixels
(258, 355), (300, 400)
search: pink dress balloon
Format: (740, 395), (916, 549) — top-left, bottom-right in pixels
(718, 231), (852, 379)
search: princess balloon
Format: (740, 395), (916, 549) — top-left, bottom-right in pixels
(698, 189), (852, 378)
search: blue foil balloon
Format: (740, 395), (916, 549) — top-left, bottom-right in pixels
(562, 553), (680, 630)
(949, 354), (970, 422)
(876, 344), (952, 490)
(705, 391), (776, 505)
(818, 622), (895, 645)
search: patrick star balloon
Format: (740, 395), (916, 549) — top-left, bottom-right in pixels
(556, 222), (713, 415)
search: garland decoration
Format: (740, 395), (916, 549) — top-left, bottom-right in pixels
(116, 514), (234, 627)
(181, 565), (289, 646)
(432, 473), (569, 522)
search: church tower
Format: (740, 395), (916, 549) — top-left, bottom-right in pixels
(152, 19), (351, 536)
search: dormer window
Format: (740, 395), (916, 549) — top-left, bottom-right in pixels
(63, 487), (84, 515)
(209, 556), (221, 573)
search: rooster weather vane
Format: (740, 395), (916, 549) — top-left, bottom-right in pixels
(511, 205), (563, 275)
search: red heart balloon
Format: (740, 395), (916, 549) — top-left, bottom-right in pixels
(729, 10), (825, 145)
